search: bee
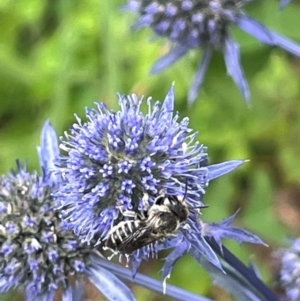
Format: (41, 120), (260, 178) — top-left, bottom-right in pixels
(104, 187), (207, 254)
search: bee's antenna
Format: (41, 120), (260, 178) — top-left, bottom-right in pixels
(194, 204), (209, 209)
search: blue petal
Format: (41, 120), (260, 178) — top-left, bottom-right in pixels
(223, 38), (250, 103)
(183, 229), (223, 271)
(234, 15), (275, 45)
(162, 84), (175, 123)
(72, 282), (85, 301)
(121, 1), (140, 12)
(221, 227), (266, 245)
(207, 160), (246, 181)
(271, 31), (300, 57)
(88, 266), (136, 301)
(235, 14), (300, 57)
(161, 240), (189, 280)
(218, 210), (240, 227)
(204, 213), (267, 252)
(280, 0), (292, 10)
(248, 260), (263, 280)
(193, 235), (223, 270)
(131, 253), (143, 277)
(37, 120), (60, 181)
(62, 285), (73, 301)
(207, 224), (266, 251)
(188, 47), (213, 106)
(150, 45), (189, 74)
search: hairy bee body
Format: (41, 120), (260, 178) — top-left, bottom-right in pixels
(104, 193), (190, 254)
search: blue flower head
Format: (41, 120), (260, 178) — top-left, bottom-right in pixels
(280, 238), (300, 301)
(0, 122), (137, 301)
(55, 86), (245, 258)
(124, 0), (300, 104)
(0, 162), (89, 300)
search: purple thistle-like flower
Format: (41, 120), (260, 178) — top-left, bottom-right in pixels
(280, 238), (300, 301)
(55, 85), (246, 270)
(0, 122), (136, 301)
(0, 162), (89, 300)
(124, 0), (300, 104)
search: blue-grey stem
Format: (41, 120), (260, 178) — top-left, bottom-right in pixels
(206, 239), (279, 301)
(98, 258), (215, 301)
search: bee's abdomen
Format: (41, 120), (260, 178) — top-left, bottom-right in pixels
(105, 220), (141, 250)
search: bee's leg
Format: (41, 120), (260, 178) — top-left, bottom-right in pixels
(118, 253), (131, 267)
(181, 223), (191, 230)
(121, 210), (137, 218)
(107, 251), (118, 261)
(103, 245), (119, 260)
(164, 233), (177, 239)
(163, 274), (171, 294)
(138, 193), (150, 219)
(125, 253), (130, 267)
(116, 202), (138, 218)
(142, 192), (150, 209)
(117, 204), (136, 217)
(102, 245), (113, 252)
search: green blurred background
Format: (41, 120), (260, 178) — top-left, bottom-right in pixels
(1, 0), (300, 300)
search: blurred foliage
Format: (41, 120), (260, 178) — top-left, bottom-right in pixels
(1, 0), (300, 300)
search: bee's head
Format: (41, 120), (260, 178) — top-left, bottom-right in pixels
(171, 195), (189, 222)
(154, 194), (189, 222)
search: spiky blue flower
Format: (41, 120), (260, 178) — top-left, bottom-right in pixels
(55, 85), (246, 267)
(0, 121), (136, 301)
(280, 238), (300, 301)
(124, 0), (300, 104)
